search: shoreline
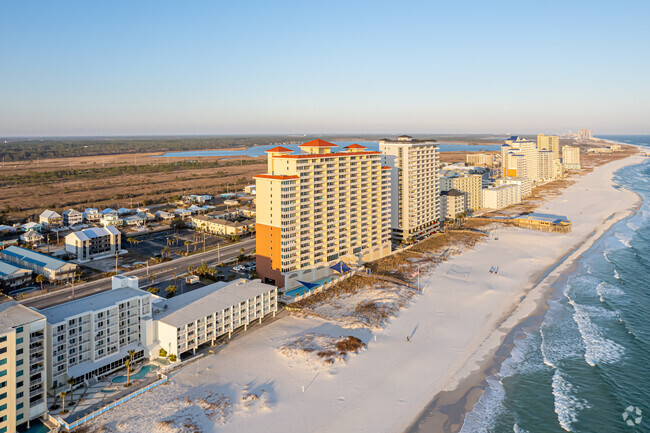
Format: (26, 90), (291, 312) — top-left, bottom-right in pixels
(405, 150), (646, 433)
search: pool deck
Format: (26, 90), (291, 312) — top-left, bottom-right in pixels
(46, 362), (162, 424)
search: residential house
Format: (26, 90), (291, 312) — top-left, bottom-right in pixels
(62, 209), (84, 226)
(39, 210), (62, 228)
(20, 229), (44, 244)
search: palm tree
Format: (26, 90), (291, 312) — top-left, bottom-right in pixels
(187, 265), (194, 275)
(67, 378), (75, 404)
(125, 360), (131, 387)
(36, 274), (45, 291)
(59, 391), (67, 414)
(75, 270), (82, 283)
(162, 246), (170, 259)
(128, 349), (136, 372)
(184, 240), (191, 255)
(150, 272), (157, 286)
(166, 285), (177, 297)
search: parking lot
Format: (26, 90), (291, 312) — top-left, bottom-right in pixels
(126, 229), (229, 259)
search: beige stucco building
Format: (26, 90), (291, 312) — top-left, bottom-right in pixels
(537, 134), (560, 160)
(439, 174), (483, 211)
(380, 136), (440, 241)
(255, 140), (391, 290)
(562, 145), (581, 169)
(483, 184), (522, 210)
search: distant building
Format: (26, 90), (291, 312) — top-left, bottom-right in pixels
(244, 185), (256, 195)
(511, 213), (572, 233)
(100, 213), (123, 227)
(578, 129), (593, 143)
(83, 208), (101, 223)
(439, 174), (483, 211)
(190, 215), (255, 236)
(380, 136), (440, 241)
(20, 222), (42, 233)
(482, 184), (522, 210)
(39, 210), (62, 228)
(0, 301), (47, 432)
(0, 260), (32, 289)
(466, 153), (494, 167)
(562, 146), (581, 169)
(494, 177), (532, 198)
(501, 137), (539, 180)
(155, 210), (174, 220)
(64, 226), (122, 261)
(1, 246), (77, 282)
(150, 279), (277, 357)
(439, 189), (467, 220)
(62, 209), (84, 226)
(20, 229), (44, 244)
(538, 150), (556, 181)
(537, 134), (560, 160)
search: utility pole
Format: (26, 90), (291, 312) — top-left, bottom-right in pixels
(217, 242), (221, 263)
(115, 251), (118, 275)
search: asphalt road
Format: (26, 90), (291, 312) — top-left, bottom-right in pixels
(20, 237), (257, 310)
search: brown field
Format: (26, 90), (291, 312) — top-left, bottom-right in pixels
(0, 151), (266, 221)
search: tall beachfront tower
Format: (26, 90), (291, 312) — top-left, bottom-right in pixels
(562, 145), (581, 169)
(501, 136), (539, 180)
(379, 136), (440, 242)
(537, 134), (560, 160)
(0, 301), (47, 433)
(255, 139), (392, 290)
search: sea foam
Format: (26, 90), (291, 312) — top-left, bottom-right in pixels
(552, 369), (589, 432)
(459, 377), (505, 433)
(569, 299), (625, 366)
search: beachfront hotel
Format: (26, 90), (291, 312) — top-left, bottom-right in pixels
(40, 276), (151, 391)
(254, 139), (391, 290)
(562, 145), (581, 169)
(0, 301), (48, 433)
(465, 153), (494, 167)
(439, 173), (483, 211)
(150, 279), (277, 357)
(537, 134), (560, 160)
(482, 183), (522, 210)
(379, 135), (440, 242)
(501, 136), (539, 180)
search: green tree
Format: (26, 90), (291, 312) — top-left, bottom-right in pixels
(159, 348), (168, 358)
(169, 354), (177, 362)
(165, 285), (177, 298)
(36, 274), (46, 291)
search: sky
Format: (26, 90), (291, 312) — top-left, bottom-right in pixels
(1, 0), (649, 137)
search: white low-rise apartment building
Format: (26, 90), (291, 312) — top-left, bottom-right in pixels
(64, 226), (122, 261)
(0, 260), (32, 289)
(495, 177), (533, 198)
(0, 301), (47, 433)
(483, 184), (522, 210)
(41, 276), (152, 389)
(150, 279), (277, 357)
(0, 246), (77, 282)
(62, 209), (84, 226)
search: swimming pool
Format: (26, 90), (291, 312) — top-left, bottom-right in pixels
(111, 364), (157, 383)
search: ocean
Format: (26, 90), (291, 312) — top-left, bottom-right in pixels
(461, 135), (650, 433)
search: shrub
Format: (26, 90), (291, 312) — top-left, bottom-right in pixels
(169, 354), (177, 362)
(159, 348), (167, 358)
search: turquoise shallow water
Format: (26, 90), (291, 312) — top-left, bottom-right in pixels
(461, 136), (650, 433)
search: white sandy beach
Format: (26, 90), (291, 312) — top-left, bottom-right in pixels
(86, 153), (645, 433)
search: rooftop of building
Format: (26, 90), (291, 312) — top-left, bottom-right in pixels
(153, 279), (275, 328)
(40, 210), (61, 219)
(40, 287), (149, 324)
(1, 245), (75, 271)
(65, 226), (120, 242)
(0, 260), (31, 277)
(0, 300), (45, 332)
(486, 184), (520, 191)
(441, 189), (465, 197)
(299, 139), (338, 148)
(514, 213), (570, 224)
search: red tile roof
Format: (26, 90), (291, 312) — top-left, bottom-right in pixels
(381, 166), (392, 170)
(344, 143), (367, 149)
(298, 139), (338, 148)
(253, 174), (300, 180)
(266, 146), (293, 153)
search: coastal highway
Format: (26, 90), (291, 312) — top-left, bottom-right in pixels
(20, 237), (257, 310)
